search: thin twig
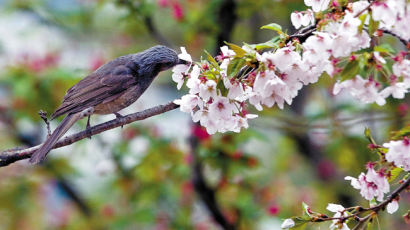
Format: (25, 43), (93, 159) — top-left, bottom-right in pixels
(38, 110), (51, 137)
(311, 176), (410, 224)
(0, 102), (179, 167)
(381, 29), (409, 47)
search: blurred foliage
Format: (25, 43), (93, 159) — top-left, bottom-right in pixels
(0, 0), (409, 230)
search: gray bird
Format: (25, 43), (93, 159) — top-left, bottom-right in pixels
(30, 45), (186, 164)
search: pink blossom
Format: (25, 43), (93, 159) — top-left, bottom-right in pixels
(345, 167), (390, 201)
(393, 59), (410, 82)
(333, 75), (386, 106)
(383, 138), (410, 171)
(199, 80), (217, 101)
(174, 95), (203, 113)
(209, 96), (235, 119)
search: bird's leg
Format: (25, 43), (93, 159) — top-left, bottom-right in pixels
(114, 112), (124, 128)
(86, 115), (92, 139)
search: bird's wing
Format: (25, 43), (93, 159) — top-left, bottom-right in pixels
(51, 64), (138, 119)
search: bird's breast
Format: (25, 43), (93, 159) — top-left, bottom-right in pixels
(94, 85), (142, 115)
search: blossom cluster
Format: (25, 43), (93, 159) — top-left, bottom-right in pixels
(383, 137), (410, 171)
(345, 164), (390, 202)
(173, 47), (258, 134)
(172, 0), (409, 135)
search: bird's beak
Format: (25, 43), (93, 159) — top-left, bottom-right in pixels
(177, 59), (189, 65)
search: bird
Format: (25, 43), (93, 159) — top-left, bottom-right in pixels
(29, 45), (187, 164)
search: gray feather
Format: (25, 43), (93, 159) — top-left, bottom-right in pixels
(30, 113), (81, 164)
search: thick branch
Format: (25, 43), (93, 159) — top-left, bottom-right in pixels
(0, 102), (179, 167)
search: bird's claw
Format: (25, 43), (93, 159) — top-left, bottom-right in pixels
(86, 115), (92, 139)
(114, 112), (124, 129)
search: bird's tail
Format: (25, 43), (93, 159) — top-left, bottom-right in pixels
(30, 113), (80, 164)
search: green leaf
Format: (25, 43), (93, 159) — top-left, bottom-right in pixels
(225, 42), (247, 58)
(358, 14), (368, 32)
(364, 127), (376, 144)
(260, 23), (283, 34)
(368, 16), (380, 36)
(204, 50), (219, 68)
(216, 79), (228, 96)
(391, 125), (410, 139)
(374, 44), (395, 54)
(389, 167), (403, 182)
(252, 39), (280, 50)
(340, 60), (360, 81)
(302, 202), (311, 217)
(369, 198), (377, 207)
(227, 58), (246, 78)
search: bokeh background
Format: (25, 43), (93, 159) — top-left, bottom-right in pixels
(0, 0), (408, 229)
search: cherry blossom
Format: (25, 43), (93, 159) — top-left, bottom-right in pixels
(172, 64), (189, 89)
(178, 47), (192, 63)
(327, 204), (350, 230)
(333, 75), (386, 106)
(174, 94), (203, 113)
(281, 218), (295, 229)
(386, 200), (399, 214)
(304, 0), (330, 12)
(186, 65), (201, 94)
(383, 138), (410, 171)
(199, 80), (217, 101)
(345, 167), (390, 201)
(291, 10), (315, 29)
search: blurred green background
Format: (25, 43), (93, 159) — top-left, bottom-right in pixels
(0, 0), (408, 229)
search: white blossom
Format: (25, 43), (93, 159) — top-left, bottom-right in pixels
(186, 65), (201, 94)
(172, 64), (189, 90)
(178, 47), (192, 62)
(383, 138), (410, 171)
(199, 80), (217, 101)
(174, 94), (203, 113)
(327, 204), (350, 230)
(281, 218), (295, 229)
(333, 75), (386, 106)
(304, 0), (330, 12)
(386, 200), (399, 214)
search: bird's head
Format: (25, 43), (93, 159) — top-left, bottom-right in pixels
(137, 45), (188, 75)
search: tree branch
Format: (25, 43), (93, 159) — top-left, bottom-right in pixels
(310, 175), (410, 224)
(381, 29), (409, 47)
(0, 102), (179, 167)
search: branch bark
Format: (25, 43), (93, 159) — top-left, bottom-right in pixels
(0, 102), (179, 167)
(310, 175), (410, 224)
